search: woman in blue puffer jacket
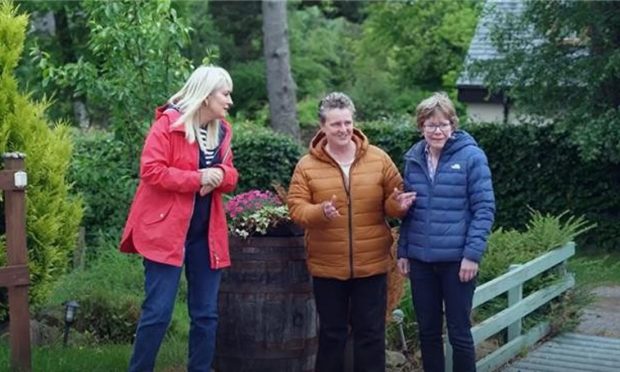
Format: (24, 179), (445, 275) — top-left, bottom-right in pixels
(397, 92), (495, 372)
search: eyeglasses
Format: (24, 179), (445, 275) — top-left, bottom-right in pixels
(423, 122), (452, 133)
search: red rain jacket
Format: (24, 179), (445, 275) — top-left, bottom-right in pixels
(120, 106), (238, 268)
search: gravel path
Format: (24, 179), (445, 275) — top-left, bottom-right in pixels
(575, 285), (620, 338)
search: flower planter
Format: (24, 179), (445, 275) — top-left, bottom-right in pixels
(215, 232), (317, 372)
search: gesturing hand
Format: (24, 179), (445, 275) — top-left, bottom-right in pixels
(322, 194), (341, 220)
(391, 188), (416, 211)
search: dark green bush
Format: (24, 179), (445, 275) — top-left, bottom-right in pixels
(46, 248), (144, 343)
(232, 122), (303, 193)
(69, 129), (137, 250)
(360, 118), (620, 252)
(468, 123), (620, 252)
(358, 117), (418, 171)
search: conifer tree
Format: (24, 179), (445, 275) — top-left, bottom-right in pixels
(0, 0), (83, 317)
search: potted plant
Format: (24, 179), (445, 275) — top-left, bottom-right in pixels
(224, 187), (302, 239)
(216, 186), (315, 372)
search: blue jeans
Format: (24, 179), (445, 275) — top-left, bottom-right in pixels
(408, 259), (476, 372)
(313, 274), (387, 372)
(128, 244), (222, 372)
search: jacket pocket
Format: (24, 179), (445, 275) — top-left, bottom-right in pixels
(143, 202), (174, 225)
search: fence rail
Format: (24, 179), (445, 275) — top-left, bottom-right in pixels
(445, 242), (576, 372)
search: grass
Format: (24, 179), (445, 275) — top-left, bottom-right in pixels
(0, 334), (186, 372)
(569, 250), (620, 288)
(0, 300), (191, 371)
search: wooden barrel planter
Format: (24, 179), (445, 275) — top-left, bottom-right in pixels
(215, 230), (317, 372)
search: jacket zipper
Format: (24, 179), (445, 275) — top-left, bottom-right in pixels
(182, 144), (200, 264)
(211, 127), (232, 269)
(409, 151), (446, 262)
(327, 152), (356, 279)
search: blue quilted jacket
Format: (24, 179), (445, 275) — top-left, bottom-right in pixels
(397, 130), (495, 263)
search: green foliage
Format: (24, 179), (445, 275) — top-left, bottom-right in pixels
(30, 0), (193, 163)
(67, 120), (302, 255)
(68, 129), (136, 249)
(0, 335), (188, 371)
(0, 0), (83, 316)
(44, 235), (190, 344)
(350, 0), (481, 119)
(229, 60), (268, 118)
(569, 252), (620, 287)
(467, 122), (620, 252)
(47, 249), (144, 343)
(358, 117), (417, 171)
(472, 1), (620, 163)
(480, 210), (594, 283)
(232, 122), (303, 193)
(289, 5), (357, 99)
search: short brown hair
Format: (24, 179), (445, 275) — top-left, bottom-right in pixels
(415, 92), (459, 130)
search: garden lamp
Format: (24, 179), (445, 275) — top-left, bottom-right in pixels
(63, 300), (79, 346)
(392, 308), (408, 355)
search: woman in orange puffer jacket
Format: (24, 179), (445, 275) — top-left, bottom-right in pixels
(288, 92), (415, 372)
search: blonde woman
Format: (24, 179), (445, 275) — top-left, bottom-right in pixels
(120, 65), (238, 371)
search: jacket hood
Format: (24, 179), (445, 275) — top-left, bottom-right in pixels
(309, 127), (369, 163)
(405, 130), (478, 161)
(154, 104), (232, 136)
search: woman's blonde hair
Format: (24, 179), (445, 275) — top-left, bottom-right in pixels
(169, 65), (233, 147)
(415, 92), (459, 130)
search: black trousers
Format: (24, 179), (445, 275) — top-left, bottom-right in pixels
(312, 274), (387, 372)
(409, 259), (476, 372)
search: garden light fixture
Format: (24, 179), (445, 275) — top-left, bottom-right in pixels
(63, 300), (79, 346)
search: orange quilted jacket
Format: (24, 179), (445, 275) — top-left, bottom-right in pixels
(287, 128), (405, 280)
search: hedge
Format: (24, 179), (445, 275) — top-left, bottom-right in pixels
(359, 119), (620, 252)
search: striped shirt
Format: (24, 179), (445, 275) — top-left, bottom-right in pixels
(197, 127), (220, 167)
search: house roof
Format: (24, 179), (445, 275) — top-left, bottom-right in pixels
(457, 0), (525, 88)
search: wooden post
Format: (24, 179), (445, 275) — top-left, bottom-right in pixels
(507, 264), (523, 342)
(0, 152), (31, 372)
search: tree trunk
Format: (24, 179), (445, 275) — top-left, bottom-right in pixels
(262, 0), (300, 141)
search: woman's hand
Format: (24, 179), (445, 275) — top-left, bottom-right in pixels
(200, 168), (224, 187)
(397, 258), (410, 276)
(391, 188), (416, 211)
(459, 258), (478, 282)
(199, 185), (214, 196)
(322, 194), (341, 220)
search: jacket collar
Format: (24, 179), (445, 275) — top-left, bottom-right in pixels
(154, 104), (233, 151)
(309, 127), (369, 164)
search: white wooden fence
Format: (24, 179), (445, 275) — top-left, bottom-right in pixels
(444, 242), (576, 372)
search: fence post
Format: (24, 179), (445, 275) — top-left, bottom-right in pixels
(507, 264), (523, 342)
(2, 152), (31, 372)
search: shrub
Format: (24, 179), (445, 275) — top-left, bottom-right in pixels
(68, 129), (136, 250)
(232, 122), (303, 192)
(43, 230), (191, 344)
(358, 117), (620, 252)
(0, 1), (83, 318)
(45, 247), (182, 344)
